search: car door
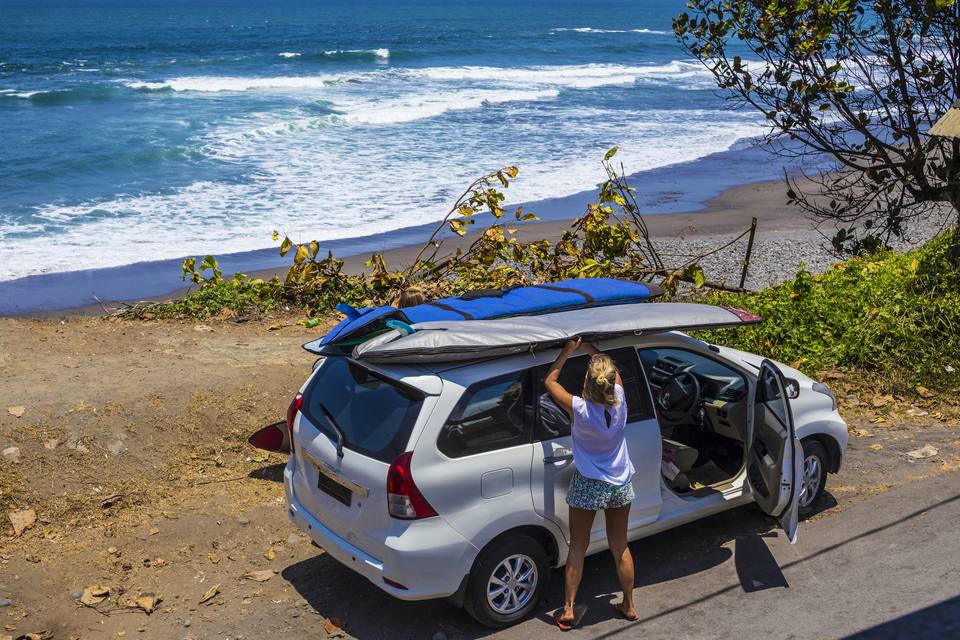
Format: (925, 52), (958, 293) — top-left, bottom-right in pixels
(747, 360), (803, 543)
(530, 347), (662, 544)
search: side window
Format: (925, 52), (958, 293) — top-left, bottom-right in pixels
(437, 371), (531, 458)
(534, 347), (655, 441)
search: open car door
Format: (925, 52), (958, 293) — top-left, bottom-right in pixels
(747, 360), (803, 543)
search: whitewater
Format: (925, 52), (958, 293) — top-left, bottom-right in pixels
(0, 0), (767, 282)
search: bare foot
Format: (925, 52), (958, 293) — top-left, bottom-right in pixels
(614, 602), (640, 621)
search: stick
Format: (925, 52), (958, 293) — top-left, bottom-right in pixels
(739, 217), (758, 290)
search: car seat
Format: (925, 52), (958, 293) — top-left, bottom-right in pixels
(662, 439), (699, 492)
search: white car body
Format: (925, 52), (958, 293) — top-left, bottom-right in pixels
(284, 329), (847, 627)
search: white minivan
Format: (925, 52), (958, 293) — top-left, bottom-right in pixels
(283, 303), (847, 628)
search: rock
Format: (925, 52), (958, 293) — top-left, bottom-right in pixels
(2, 447), (20, 463)
(905, 444), (939, 460)
(0, 596), (11, 607)
(43, 439), (59, 450)
(6, 406), (25, 418)
(8, 508), (37, 536)
(70, 591), (82, 600)
(184, 619), (191, 628)
(237, 516), (250, 525)
(286, 533), (301, 546)
(108, 438), (127, 455)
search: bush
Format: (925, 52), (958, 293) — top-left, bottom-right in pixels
(698, 229), (960, 388)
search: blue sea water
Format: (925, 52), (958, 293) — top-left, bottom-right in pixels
(0, 0), (768, 283)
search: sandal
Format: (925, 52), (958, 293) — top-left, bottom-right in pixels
(554, 610), (575, 631)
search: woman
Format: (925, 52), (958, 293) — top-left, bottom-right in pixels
(545, 338), (640, 630)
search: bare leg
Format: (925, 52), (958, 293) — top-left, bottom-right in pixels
(561, 506), (596, 624)
(604, 504), (639, 620)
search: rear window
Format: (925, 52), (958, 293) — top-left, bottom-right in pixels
(437, 371), (532, 458)
(301, 357), (424, 463)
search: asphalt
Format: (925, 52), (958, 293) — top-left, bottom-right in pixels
(285, 471), (960, 639)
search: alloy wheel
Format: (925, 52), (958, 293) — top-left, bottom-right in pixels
(486, 553), (538, 615)
(798, 453), (822, 509)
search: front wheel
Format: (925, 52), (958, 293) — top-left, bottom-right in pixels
(463, 534), (549, 629)
(798, 439), (828, 517)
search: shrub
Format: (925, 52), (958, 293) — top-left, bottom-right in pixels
(698, 229), (960, 388)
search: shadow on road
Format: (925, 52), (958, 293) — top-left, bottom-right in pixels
(841, 594), (960, 639)
(281, 504), (779, 638)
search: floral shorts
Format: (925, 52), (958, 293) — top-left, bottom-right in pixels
(566, 470), (635, 511)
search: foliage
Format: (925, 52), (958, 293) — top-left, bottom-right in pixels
(674, 0), (960, 253)
(698, 229), (960, 387)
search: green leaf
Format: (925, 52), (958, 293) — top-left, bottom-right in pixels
(279, 237), (294, 256)
(604, 146), (619, 161)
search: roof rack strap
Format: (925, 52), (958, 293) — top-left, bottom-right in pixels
(531, 283), (595, 303)
(425, 300), (474, 319)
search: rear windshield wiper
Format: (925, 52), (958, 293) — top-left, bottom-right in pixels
(318, 403), (347, 459)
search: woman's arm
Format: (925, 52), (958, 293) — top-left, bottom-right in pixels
(544, 338), (581, 418)
(581, 340), (622, 386)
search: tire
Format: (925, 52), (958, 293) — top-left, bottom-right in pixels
(798, 439), (828, 518)
(463, 534), (550, 629)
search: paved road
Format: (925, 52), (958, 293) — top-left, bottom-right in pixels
(285, 472), (960, 639)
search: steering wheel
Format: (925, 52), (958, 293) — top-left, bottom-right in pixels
(657, 371), (702, 421)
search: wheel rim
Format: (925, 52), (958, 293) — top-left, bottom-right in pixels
(798, 453), (822, 509)
(486, 553), (538, 615)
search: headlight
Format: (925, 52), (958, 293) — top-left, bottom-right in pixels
(812, 382), (836, 410)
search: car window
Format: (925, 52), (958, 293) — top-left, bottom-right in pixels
(534, 347), (654, 441)
(301, 357), (424, 463)
(437, 371), (531, 458)
(637, 347), (747, 401)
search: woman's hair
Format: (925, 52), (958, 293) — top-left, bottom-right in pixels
(397, 286), (426, 308)
(582, 354), (620, 407)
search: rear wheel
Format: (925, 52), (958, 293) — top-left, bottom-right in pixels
(464, 534), (549, 629)
(798, 439), (828, 517)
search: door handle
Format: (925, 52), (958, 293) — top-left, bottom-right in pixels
(544, 449), (573, 464)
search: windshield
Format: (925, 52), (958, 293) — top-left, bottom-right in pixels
(301, 357), (424, 463)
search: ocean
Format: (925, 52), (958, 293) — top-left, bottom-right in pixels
(0, 0), (771, 295)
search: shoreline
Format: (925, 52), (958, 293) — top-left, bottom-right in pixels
(0, 138), (829, 317)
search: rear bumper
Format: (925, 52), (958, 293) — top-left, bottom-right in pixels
(284, 465), (477, 601)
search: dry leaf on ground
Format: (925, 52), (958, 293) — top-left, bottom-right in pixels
(323, 618), (346, 637)
(265, 546), (276, 561)
(850, 428), (872, 438)
(242, 569), (276, 582)
(905, 444), (939, 460)
(199, 584), (220, 604)
(6, 406), (25, 418)
(868, 444), (884, 451)
(79, 585), (111, 607)
(915, 386), (936, 399)
(128, 594), (161, 614)
(8, 509), (37, 536)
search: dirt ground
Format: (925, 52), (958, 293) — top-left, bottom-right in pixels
(0, 315), (958, 640)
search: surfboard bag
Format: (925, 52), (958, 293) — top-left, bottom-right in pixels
(352, 302), (764, 364)
(305, 278), (664, 354)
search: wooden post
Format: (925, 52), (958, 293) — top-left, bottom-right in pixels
(739, 217), (758, 291)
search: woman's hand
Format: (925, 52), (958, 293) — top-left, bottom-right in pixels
(563, 337), (583, 354)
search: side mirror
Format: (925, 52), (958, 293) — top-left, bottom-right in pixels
(784, 378), (800, 399)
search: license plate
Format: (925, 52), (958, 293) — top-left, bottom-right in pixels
(317, 470), (352, 506)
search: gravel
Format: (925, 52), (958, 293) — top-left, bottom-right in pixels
(656, 208), (954, 291)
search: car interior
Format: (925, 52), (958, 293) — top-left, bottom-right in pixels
(636, 346), (750, 494)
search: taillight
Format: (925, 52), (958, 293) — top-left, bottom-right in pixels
(248, 422), (287, 453)
(386, 452), (437, 520)
(286, 393), (303, 453)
